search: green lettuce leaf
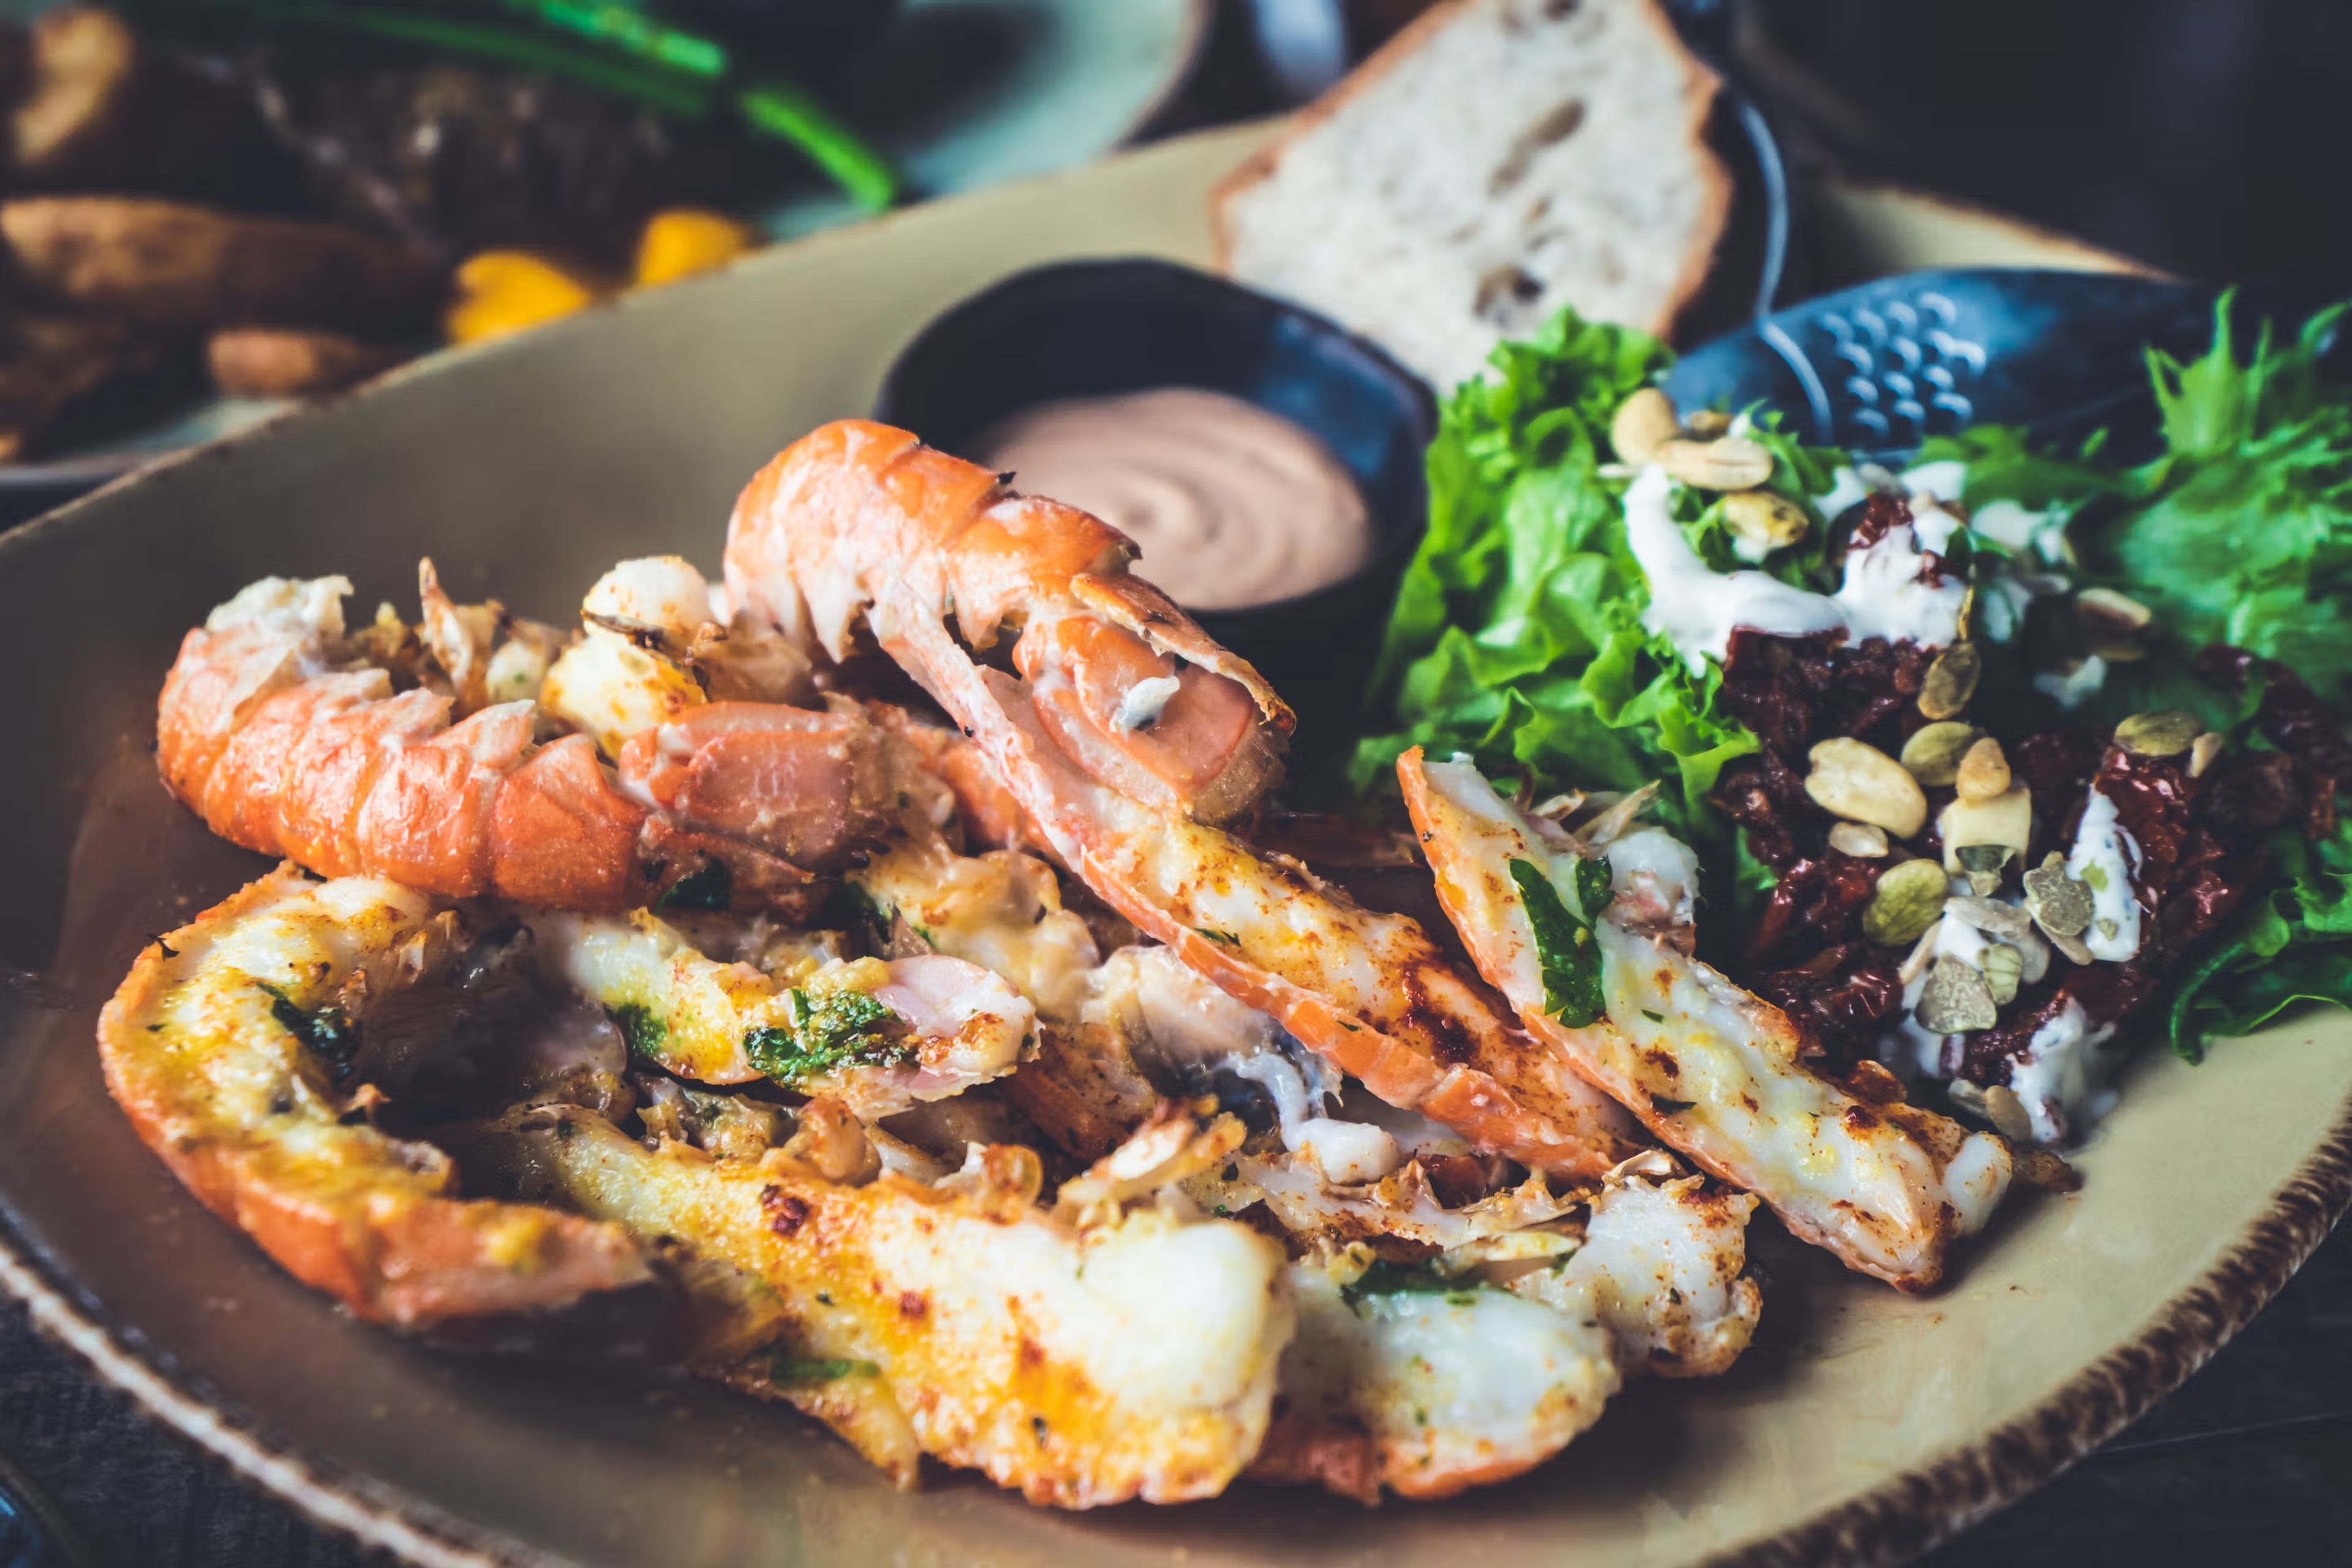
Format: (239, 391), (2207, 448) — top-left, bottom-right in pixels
(2087, 301), (2352, 706)
(1355, 309), (1844, 880)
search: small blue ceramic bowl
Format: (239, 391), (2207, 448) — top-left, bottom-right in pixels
(871, 258), (1437, 705)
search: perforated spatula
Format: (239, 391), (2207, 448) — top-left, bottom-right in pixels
(1662, 267), (2342, 459)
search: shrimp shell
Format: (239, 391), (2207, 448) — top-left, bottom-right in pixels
(96, 865), (650, 1326)
(156, 574), (885, 914)
(724, 420), (1294, 826)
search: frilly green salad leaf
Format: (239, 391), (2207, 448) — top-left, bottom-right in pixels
(1355, 309), (1842, 895)
(1360, 295), (2352, 1060)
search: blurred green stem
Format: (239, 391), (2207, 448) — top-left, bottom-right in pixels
(738, 81), (900, 213)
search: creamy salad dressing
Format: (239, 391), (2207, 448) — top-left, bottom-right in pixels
(2065, 785), (2145, 962)
(2036, 655), (2111, 709)
(2010, 999), (2121, 1145)
(1625, 464), (1967, 669)
(973, 387), (1374, 611)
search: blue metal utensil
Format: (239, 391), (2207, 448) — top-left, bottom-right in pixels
(1662, 267), (2343, 458)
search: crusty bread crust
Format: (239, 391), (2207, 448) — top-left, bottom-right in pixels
(1210, 0), (1733, 345)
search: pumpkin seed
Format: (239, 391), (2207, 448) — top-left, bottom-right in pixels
(1899, 721), (1980, 787)
(2189, 731), (2225, 779)
(1610, 388), (1680, 466)
(1806, 737), (1929, 838)
(1828, 821), (1890, 858)
(1942, 896), (2035, 942)
(1861, 858), (1950, 946)
(1898, 919), (1943, 986)
(2046, 924), (2095, 965)
(1982, 1084), (2035, 1142)
(1917, 957), (1999, 1033)
(1954, 736), (2011, 803)
(1946, 1078), (1991, 1119)
(1918, 641), (1982, 720)
(2075, 587), (2152, 634)
(1722, 490), (1810, 557)
(1939, 788), (2032, 881)
(2114, 709), (2203, 758)
(1954, 844), (2014, 894)
(1684, 409), (1733, 437)
(2021, 851), (2094, 938)
(1657, 435), (1774, 491)
(1980, 943), (2024, 1005)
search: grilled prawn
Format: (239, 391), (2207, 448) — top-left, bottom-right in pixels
(1252, 1172), (1759, 1502)
(1398, 750), (2013, 1291)
(723, 421), (1642, 1179)
(451, 1106), (1294, 1508)
(156, 561), (897, 914)
(96, 865), (650, 1325)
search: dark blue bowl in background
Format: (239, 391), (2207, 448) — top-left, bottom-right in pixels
(871, 257), (1438, 714)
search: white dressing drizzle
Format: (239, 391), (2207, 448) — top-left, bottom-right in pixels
(1627, 465), (1967, 670)
(2065, 785), (2144, 962)
(2008, 998), (2119, 1144)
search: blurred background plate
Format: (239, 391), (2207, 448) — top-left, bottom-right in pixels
(760, 0), (1211, 239)
(0, 0), (1210, 517)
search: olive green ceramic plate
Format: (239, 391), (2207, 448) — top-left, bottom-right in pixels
(0, 124), (2343, 1568)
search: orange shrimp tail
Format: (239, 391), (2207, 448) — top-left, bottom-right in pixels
(154, 588), (911, 914)
(158, 621), (655, 908)
(724, 419), (1292, 826)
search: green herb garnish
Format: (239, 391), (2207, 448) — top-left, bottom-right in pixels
(1509, 854), (1611, 1028)
(657, 856), (733, 912)
(258, 982), (359, 1073)
(609, 1003), (667, 1059)
(1341, 1261), (1483, 1311)
(761, 1354), (881, 1387)
(742, 989), (901, 1086)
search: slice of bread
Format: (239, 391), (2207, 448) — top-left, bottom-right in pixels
(1215, 0), (1730, 391)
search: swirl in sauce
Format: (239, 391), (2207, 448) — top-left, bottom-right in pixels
(972, 387), (1374, 611)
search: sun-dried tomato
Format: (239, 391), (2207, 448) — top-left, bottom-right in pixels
(2197, 644), (2352, 787)
(1745, 854), (1883, 970)
(1758, 943), (1902, 1067)
(2097, 746), (2196, 895)
(1719, 629), (1934, 758)
(2199, 748), (2306, 845)
(1713, 747), (1820, 874)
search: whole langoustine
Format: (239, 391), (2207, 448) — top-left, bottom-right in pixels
(156, 568), (899, 914)
(722, 421), (1642, 1178)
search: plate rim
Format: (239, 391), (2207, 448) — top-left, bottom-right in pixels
(4, 1090), (2346, 1568)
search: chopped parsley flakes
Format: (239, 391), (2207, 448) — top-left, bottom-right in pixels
(743, 988), (902, 1086)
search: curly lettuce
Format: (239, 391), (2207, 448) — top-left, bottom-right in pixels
(1353, 309), (1839, 873)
